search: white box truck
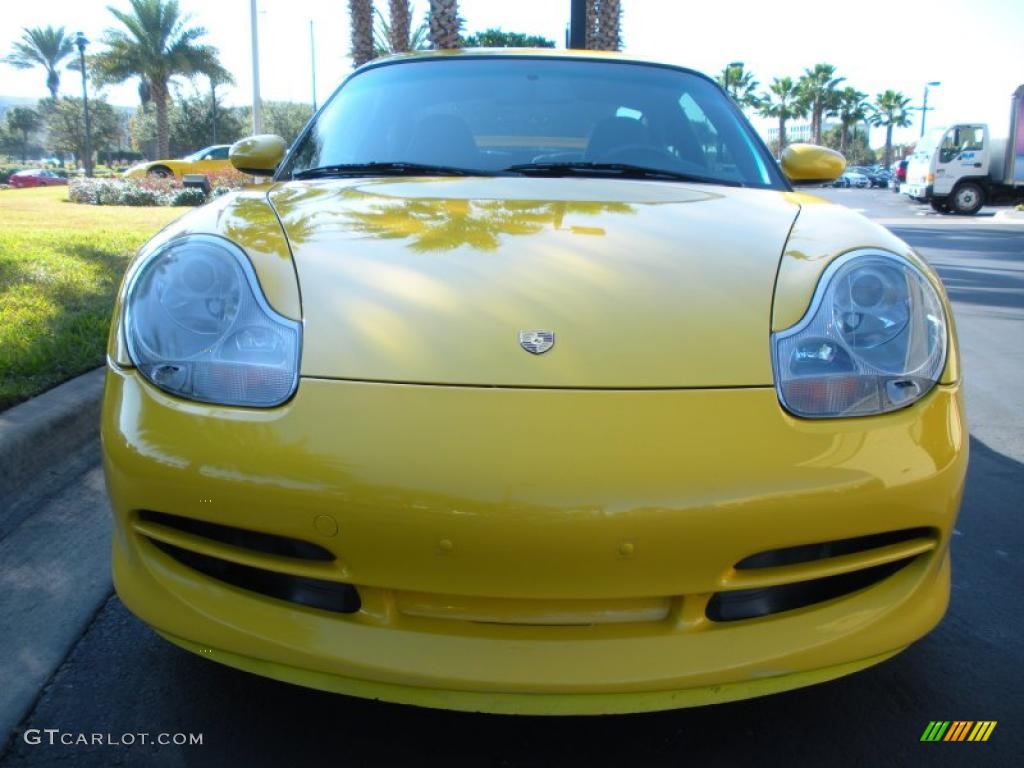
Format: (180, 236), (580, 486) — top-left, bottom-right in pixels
(903, 85), (1024, 214)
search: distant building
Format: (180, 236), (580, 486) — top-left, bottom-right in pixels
(763, 120), (840, 146)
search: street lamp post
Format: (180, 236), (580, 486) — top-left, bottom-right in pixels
(250, 0), (262, 134)
(920, 81), (941, 137)
(309, 20), (317, 111)
(210, 76), (219, 144)
(569, 0), (586, 48)
(74, 32), (93, 177)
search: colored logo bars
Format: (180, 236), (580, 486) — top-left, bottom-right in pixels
(921, 721), (997, 742)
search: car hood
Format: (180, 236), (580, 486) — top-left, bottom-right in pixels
(269, 177), (801, 388)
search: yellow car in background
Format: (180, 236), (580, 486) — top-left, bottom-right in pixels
(123, 144), (232, 180)
(102, 50), (967, 715)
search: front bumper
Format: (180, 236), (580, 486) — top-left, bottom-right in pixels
(903, 183), (932, 199)
(102, 368), (967, 714)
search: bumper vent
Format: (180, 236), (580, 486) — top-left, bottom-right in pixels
(708, 527), (938, 623)
(135, 510), (360, 614)
(138, 510), (334, 561)
(152, 540), (361, 614)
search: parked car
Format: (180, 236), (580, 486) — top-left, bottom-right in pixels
(8, 168), (68, 188)
(123, 145), (233, 180)
(835, 171), (870, 188)
(856, 167), (890, 188)
(102, 49), (965, 716)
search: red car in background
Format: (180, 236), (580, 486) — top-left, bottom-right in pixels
(8, 169), (68, 188)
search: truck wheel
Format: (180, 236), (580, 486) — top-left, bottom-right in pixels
(951, 183), (984, 215)
(930, 199), (950, 214)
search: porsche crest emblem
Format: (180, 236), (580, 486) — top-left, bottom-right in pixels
(519, 330), (555, 355)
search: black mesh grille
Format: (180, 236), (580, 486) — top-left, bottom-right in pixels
(707, 557), (916, 622)
(151, 540), (361, 614)
(139, 510), (334, 562)
(734, 527), (933, 570)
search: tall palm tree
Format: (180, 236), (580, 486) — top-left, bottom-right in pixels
(349, 0), (374, 67)
(798, 63), (844, 145)
(872, 90), (913, 166)
(3, 26), (75, 99)
(716, 63), (760, 112)
(388, 0), (411, 53)
(836, 87), (868, 156)
(92, 0), (228, 160)
(5, 106), (42, 161)
(374, 5), (428, 57)
(758, 76), (806, 154)
(595, 0), (621, 50)
(585, 0), (599, 49)
(429, 0), (462, 49)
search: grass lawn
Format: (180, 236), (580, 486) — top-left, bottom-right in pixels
(0, 186), (185, 409)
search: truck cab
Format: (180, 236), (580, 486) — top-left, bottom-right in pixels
(904, 124), (990, 213)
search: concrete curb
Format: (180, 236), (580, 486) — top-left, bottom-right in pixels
(993, 209), (1024, 222)
(0, 367), (105, 507)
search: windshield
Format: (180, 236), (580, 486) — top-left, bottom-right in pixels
(914, 128), (946, 158)
(281, 57), (784, 189)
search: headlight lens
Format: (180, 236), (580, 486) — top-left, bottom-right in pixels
(772, 251), (947, 418)
(124, 235), (300, 407)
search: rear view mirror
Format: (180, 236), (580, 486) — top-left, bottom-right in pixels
(229, 135), (287, 176)
(780, 144), (846, 185)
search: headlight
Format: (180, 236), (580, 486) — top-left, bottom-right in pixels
(772, 250), (947, 418)
(124, 235), (300, 407)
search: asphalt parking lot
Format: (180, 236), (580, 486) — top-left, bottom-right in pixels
(1, 188), (1021, 767)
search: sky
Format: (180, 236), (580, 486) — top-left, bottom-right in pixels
(3, 0), (1023, 149)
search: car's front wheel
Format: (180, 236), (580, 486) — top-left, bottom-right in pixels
(147, 166), (172, 179)
(930, 198), (950, 214)
(950, 182), (984, 215)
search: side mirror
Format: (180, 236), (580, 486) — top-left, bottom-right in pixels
(229, 134), (287, 176)
(780, 143), (846, 185)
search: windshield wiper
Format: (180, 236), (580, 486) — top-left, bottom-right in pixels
(504, 162), (744, 187)
(293, 162), (491, 180)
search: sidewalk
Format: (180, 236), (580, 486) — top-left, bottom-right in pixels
(0, 369), (111, 750)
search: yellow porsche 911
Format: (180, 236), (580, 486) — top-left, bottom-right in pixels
(102, 50), (967, 715)
(122, 144), (233, 180)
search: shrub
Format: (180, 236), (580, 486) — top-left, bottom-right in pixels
(119, 185), (163, 206)
(0, 168), (21, 184)
(205, 168), (250, 191)
(69, 177), (216, 207)
(170, 187), (208, 207)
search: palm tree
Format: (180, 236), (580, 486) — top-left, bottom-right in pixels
(585, 0), (599, 49)
(429, 0), (462, 49)
(836, 87), (868, 156)
(758, 77), (806, 154)
(3, 26), (75, 99)
(798, 63), (844, 145)
(91, 0), (228, 160)
(349, 0), (374, 67)
(374, 6), (429, 57)
(716, 63), (761, 112)
(872, 90), (913, 166)
(5, 106), (42, 161)
(595, 0), (622, 50)
(388, 0), (411, 53)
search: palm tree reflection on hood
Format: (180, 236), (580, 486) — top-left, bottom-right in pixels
(336, 195), (636, 253)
